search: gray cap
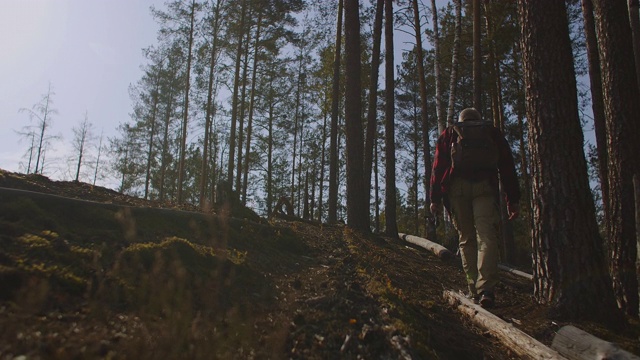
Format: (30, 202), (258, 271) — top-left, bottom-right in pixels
(458, 108), (482, 122)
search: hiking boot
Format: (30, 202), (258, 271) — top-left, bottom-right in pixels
(479, 291), (494, 308)
(466, 292), (480, 304)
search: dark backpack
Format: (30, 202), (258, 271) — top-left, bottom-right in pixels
(450, 120), (499, 172)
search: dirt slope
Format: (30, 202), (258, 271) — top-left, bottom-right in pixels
(0, 169), (638, 359)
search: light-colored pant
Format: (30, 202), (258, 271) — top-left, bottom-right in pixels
(448, 177), (501, 295)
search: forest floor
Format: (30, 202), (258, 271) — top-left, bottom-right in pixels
(0, 168), (638, 359)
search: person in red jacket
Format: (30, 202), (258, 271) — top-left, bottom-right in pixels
(429, 108), (520, 308)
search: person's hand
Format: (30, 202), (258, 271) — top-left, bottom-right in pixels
(430, 202), (443, 215)
(507, 203), (520, 220)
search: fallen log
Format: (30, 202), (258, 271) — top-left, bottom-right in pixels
(498, 264), (534, 280)
(443, 290), (565, 360)
(399, 233), (453, 260)
(551, 325), (640, 360)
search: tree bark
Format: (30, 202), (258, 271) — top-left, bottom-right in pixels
(400, 233), (453, 260)
(552, 325), (640, 360)
(431, 0), (446, 134)
(266, 85), (275, 217)
(518, 0), (623, 325)
(581, 0), (610, 234)
(443, 290), (564, 360)
(290, 55), (304, 215)
(384, 0), (398, 237)
(364, 0), (384, 228)
(328, 0), (344, 224)
(319, 105), (328, 222)
(412, 0), (437, 241)
(227, 0), (248, 194)
(592, 0), (640, 318)
(159, 82), (175, 202)
(473, 0), (482, 110)
(484, 0), (515, 264)
(177, 0), (197, 204)
(627, 0), (640, 318)
(236, 26), (252, 195)
(242, 12), (263, 205)
(344, 0), (368, 232)
(145, 74), (161, 200)
(200, 0), (223, 208)
(446, 0), (462, 125)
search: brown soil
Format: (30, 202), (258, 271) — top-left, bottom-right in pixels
(0, 169), (638, 359)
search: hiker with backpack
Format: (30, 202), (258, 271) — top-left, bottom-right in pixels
(429, 108), (520, 308)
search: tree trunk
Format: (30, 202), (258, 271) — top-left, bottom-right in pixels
(297, 82), (306, 216)
(412, 109), (420, 236)
(303, 171), (310, 220)
(551, 325), (640, 360)
(364, 0), (384, 227)
(344, 0), (368, 232)
(242, 13), (263, 206)
(473, 0), (482, 111)
(236, 27), (252, 195)
(266, 90), (275, 217)
(177, 0), (196, 204)
(443, 290), (565, 359)
(592, 0), (640, 318)
(384, 0), (398, 237)
(627, 0), (640, 318)
(431, 0), (446, 134)
(200, 0), (223, 208)
(446, 0), (462, 125)
(484, 0), (515, 264)
(518, 0), (623, 325)
(74, 113), (90, 183)
(93, 130), (103, 186)
(159, 85), (174, 202)
(291, 55), (304, 215)
(581, 0), (610, 231)
(145, 74), (161, 200)
(400, 233), (453, 260)
(328, 0), (344, 224)
(512, 43), (533, 246)
(319, 107), (328, 222)
(412, 0), (437, 241)
(227, 0), (248, 193)
(34, 84), (54, 175)
(375, 136), (381, 233)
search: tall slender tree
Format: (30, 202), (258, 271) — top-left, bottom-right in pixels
(344, 0), (368, 231)
(364, 0), (384, 227)
(199, 0), (224, 208)
(472, 0), (482, 110)
(227, 0), (249, 195)
(93, 129), (105, 186)
(431, 0), (446, 134)
(242, 11), (264, 205)
(384, 0), (398, 237)
(328, 0), (344, 224)
(71, 111), (95, 182)
(235, 19), (253, 195)
(176, 0), (199, 203)
(581, 0), (609, 229)
(19, 83), (58, 175)
(411, 0), (436, 240)
(446, 0), (462, 124)
(592, 0), (640, 318)
(518, 0), (622, 324)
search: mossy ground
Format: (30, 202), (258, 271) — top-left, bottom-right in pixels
(0, 169), (638, 359)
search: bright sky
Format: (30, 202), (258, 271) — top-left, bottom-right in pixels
(0, 0), (437, 188)
(0, 0), (162, 184)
